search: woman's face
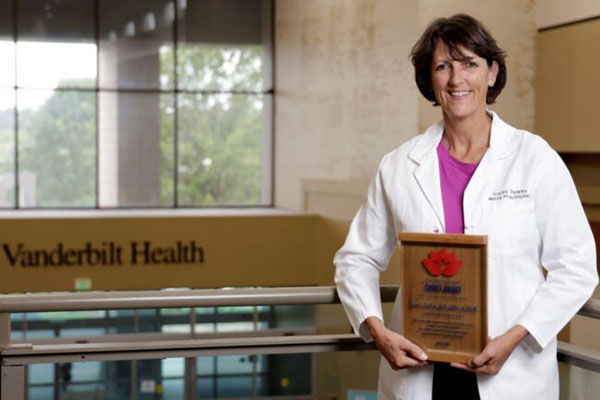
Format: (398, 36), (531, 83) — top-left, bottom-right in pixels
(430, 39), (498, 121)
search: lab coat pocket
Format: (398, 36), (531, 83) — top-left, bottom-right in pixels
(487, 202), (536, 258)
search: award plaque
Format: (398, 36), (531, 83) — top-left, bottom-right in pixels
(398, 232), (487, 363)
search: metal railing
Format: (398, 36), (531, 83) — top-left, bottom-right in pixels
(0, 286), (599, 399)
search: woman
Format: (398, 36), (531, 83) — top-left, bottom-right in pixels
(334, 14), (597, 400)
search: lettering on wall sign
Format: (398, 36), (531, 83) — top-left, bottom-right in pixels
(0, 241), (204, 268)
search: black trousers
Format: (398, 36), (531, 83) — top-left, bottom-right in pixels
(432, 363), (480, 400)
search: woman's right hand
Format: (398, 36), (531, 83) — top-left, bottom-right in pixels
(365, 316), (428, 370)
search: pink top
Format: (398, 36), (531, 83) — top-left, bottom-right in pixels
(437, 140), (480, 234)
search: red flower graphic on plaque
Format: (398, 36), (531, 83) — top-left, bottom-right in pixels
(422, 248), (462, 277)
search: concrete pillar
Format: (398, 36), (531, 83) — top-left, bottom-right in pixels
(98, 38), (163, 207)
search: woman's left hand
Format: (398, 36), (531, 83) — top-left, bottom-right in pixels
(450, 325), (529, 375)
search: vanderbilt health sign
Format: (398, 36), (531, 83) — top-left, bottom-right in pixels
(0, 214), (318, 293)
(3, 241), (205, 267)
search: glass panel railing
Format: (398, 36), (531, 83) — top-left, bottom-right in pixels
(23, 353), (318, 400)
(2, 288), (598, 400)
(12, 303), (313, 341)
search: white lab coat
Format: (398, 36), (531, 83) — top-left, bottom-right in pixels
(334, 112), (598, 400)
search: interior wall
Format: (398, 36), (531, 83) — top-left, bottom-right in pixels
(535, 19), (600, 153)
(533, 4), (600, 224)
(274, 0), (537, 211)
(536, 0), (600, 28)
(274, 0), (419, 211)
(562, 154), (600, 222)
(417, 0), (536, 132)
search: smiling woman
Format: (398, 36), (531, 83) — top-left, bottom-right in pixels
(410, 15), (507, 108)
(334, 13), (597, 400)
(429, 42), (498, 123)
(409, 15), (507, 166)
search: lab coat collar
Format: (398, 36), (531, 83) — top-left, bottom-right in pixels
(408, 110), (516, 230)
(407, 110), (515, 165)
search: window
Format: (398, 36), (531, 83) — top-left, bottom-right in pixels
(0, 0), (273, 208)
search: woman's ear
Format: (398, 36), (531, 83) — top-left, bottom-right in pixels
(488, 60), (499, 87)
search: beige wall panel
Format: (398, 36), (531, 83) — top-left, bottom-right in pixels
(314, 216), (402, 287)
(303, 179), (370, 222)
(535, 19), (600, 152)
(417, 1), (536, 133)
(537, 0), (600, 29)
(275, 0), (419, 211)
(0, 215), (319, 293)
(563, 155), (600, 220)
(568, 315), (600, 351)
(315, 217), (350, 286)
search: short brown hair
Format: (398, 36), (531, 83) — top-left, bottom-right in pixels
(410, 14), (507, 105)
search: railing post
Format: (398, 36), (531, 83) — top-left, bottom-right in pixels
(130, 360), (138, 400)
(184, 357), (197, 400)
(0, 313), (10, 348)
(1, 365), (25, 400)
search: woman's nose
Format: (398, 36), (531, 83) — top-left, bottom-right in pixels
(449, 68), (464, 86)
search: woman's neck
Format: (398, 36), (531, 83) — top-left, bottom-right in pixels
(441, 110), (492, 163)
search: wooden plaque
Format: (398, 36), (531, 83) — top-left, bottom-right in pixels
(398, 232), (487, 363)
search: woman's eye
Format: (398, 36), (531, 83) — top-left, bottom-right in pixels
(435, 64), (447, 71)
(467, 61), (478, 68)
